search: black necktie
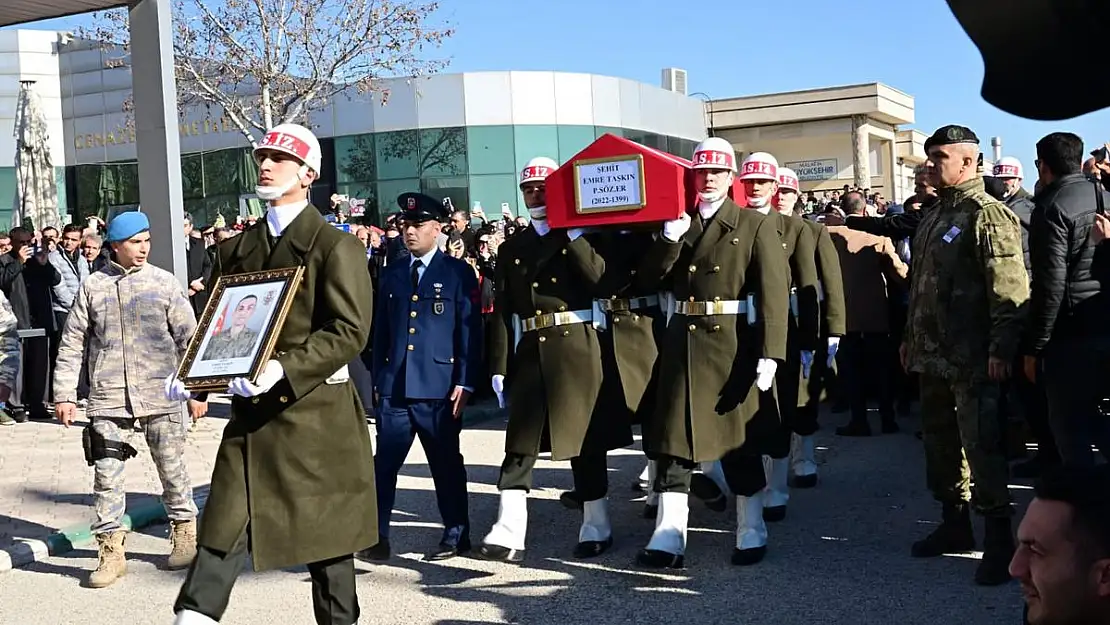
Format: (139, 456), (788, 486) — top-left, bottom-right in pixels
(410, 260), (422, 291)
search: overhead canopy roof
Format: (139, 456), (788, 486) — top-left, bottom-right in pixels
(0, 0), (126, 27)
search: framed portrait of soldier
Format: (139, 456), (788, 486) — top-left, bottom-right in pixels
(177, 267), (304, 391)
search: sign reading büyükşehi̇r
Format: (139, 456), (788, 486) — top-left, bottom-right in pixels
(784, 159), (839, 182)
(574, 155), (646, 214)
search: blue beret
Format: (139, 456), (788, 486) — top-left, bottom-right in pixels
(106, 211), (150, 243)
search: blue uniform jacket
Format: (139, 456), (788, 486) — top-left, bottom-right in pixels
(372, 250), (483, 400)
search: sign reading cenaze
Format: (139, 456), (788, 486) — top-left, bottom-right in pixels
(574, 155), (647, 214)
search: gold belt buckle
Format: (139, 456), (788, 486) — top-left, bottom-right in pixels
(687, 301), (707, 316)
(609, 299), (630, 312)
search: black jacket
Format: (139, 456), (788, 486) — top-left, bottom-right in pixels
(845, 202), (931, 244)
(1025, 173), (1110, 353)
(1005, 188), (1036, 280)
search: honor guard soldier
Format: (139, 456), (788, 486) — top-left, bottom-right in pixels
(556, 223), (669, 516)
(362, 192), (481, 562)
(904, 124), (1028, 586)
(482, 156), (630, 561)
(776, 168), (846, 489)
(167, 123), (375, 625)
(635, 138), (790, 569)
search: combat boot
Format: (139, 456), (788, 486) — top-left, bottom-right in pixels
(975, 516), (1015, 586)
(167, 519), (198, 570)
(911, 502), (975, 558)
(87, 531), (127, 588)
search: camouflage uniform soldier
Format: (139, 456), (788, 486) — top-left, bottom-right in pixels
(902, 125), (1029, 586)
(54, 212), (206, 589)
(200, 294), (261, 361)
(0, 290), (19, 426)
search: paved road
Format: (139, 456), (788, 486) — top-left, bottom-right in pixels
(0, 409), (1027, 624)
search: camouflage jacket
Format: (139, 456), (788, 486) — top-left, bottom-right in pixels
(53, 261), (197, 417)
(905, 177), (1029, 380)
(0, 290), (19, 388)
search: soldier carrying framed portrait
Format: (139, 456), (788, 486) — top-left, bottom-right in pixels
(176, 267), (304, 391)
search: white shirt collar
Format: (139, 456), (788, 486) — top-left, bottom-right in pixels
(756, 205), (771, 215)
(266, 200), (309, 237)
(698, 198), (726, 220)
(410, 247), (437, 267)
(532, 219), (551, 237)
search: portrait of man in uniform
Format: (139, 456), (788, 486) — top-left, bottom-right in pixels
(200, 292), (268, 361)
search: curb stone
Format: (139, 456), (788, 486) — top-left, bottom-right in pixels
(0, 402), (503, 573)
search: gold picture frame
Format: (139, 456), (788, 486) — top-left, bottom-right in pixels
(573, 154), (648, 214)
(176, 266), (304, 391)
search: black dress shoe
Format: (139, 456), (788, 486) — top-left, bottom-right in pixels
(790, 474), (818, 489)
(731, 546), (766, 566)
(477, 543), (525, 563)
(559, 490), (584, 510)
(573, 536), (613, 559)
(356, 538), (390, 561)
(836, 421), (872, 437)
(689, 473), (727, 512)
(762, 505), (787, 523)
(636, 549), (684, 569)
(426, 539), (471, 561)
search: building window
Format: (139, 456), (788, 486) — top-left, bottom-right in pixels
(468, 173), (519, 217)
(422, 176), (469, 215)
(667, 137), (697, 160)
(418, 127), (467, 178)
(335, 134), (376, 184)
(202, 148), (242, 197)
(466, 126), (516, 175)
(513, 125), (559, 174)
(0, 167), (15, 214)
(375, 130), (420, 181)
(336, 182), (379, 224)
(556, 125), (595, 162)
(181, 154), (205, 201)
(376, 178), (421, 216)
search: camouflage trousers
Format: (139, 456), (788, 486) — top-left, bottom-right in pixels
(918, 374), (1013, 518)
(92, 412), (197, 535)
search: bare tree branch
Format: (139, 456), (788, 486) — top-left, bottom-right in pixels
(77, 0), (453, 147)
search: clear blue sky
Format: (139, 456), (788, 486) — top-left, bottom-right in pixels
(11, 0), (1110, 182)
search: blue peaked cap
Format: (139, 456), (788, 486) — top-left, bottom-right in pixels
(106, 211), (150, 243)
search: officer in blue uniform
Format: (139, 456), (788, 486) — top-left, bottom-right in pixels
(361, 192), (482, 562)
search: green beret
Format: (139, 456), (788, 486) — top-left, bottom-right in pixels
(925, 125), (980, 152)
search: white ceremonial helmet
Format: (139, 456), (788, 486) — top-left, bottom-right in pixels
(777, 167), (800, 192)
(992, 156), (1024, 179)
(519, 157), (558, 186)
(254, 123), (322, 173)
(691, 137), (738, 172)
(738, 152), (780, 181)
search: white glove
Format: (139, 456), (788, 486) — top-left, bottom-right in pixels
(163, 373), (192, 402)
(755, 358), (777, 391)
(492, 374), (506, 409)
(800, 351), (814, 379)
(228, 360), (285, 398)
(827, 336), (841, 368)
(662, 213), (692, 242)
(567, 227), (587, 241)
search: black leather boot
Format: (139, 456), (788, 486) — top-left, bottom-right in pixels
(975, 516), (1015, 586)
(911, 502), (975, 557)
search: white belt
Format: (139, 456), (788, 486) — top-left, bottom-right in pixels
(521, 309), (593, 332)
(675, 300), (748, 315)
(325, 364), (350, 385)
(595, 295), (659, 312)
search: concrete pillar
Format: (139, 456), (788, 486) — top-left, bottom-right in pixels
(129, 0), (188, 288)
(887, 139), (900, 202)
(851, 114), (870, 190)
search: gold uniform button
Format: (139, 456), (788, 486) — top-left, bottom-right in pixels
(538, 336), (546, 343)
(279, 396), (289, 403)
(632, 314), (640, 321)
(536, 310), (543, 316)
(688, 265), (697, 273)
(712, 265), (721, 272)
(712, 324), (721, 332)
(614, 317), (621, 324)
(688, 324), (696, 332)
(532, 282), (539, 288)
(385, 357), (390, 363)
(550, 277), (557, 283)
(731, 238), (739, 245)
(449, 357), (455, 363)
(409, 311), (417, 318)
(251, 398), (260, 404)
(630, 269), (637, 275)
(562, 330), (570, 336)
(407, 344), (414, 351)
(514, 259), (521, 265)
(689, 296), (695, 302)
(408, 328), (416, 334)
(411, 294), (418, 302)
(713, 296), (721, 302)
(558, 305), (566, 312)
(562, 248), (568, 255)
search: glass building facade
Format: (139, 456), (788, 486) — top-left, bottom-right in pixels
(52, 70), (708, 227)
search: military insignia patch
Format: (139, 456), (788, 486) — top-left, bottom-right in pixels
(407, 197), (416, 209)
(946, 126), (961, 141)
(433, 301), (445, 315)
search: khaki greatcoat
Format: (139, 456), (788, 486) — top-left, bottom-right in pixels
(639, 200), (790, 462)
(803, 219), (847, 407)
(773, 213), (821, 420)
(197, 207), (376, 571)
